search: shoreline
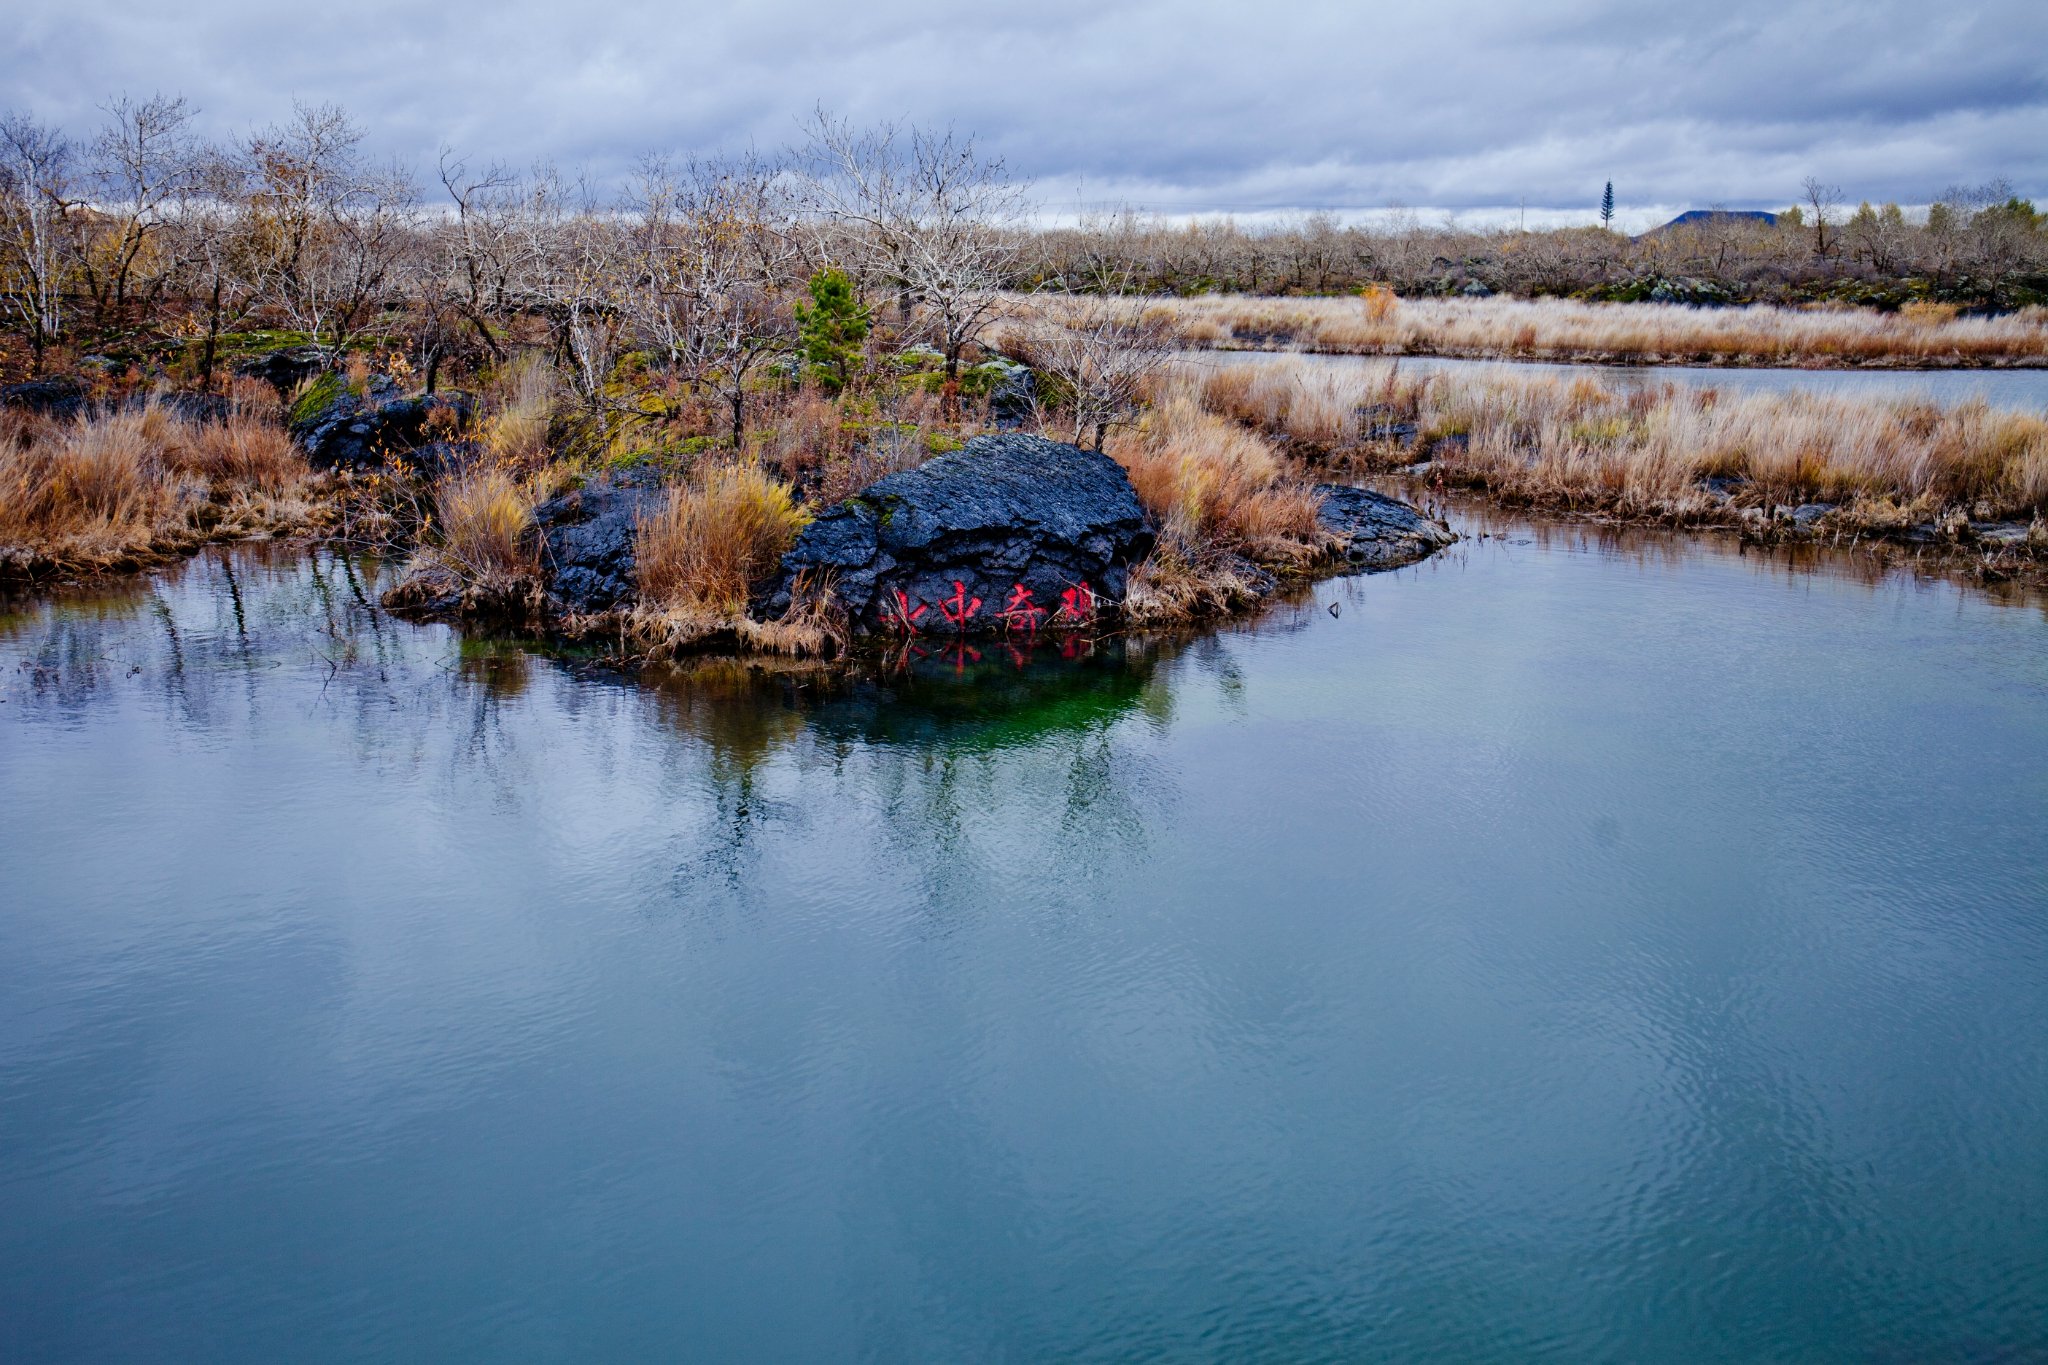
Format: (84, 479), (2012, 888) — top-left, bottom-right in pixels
(1380, 472), (2048, 593)
(9, 479), (2040, 668)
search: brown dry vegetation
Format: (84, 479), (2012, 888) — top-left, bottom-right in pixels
(1104, 390), (1334, 625)
(628, 461), (832, 657)
(434, 469), (540, 588)
(371, 464), (545, 617)
(1184, 355), (2048, 574)
(0, 388), (316, 578)
(1020, 293), (2048, 369)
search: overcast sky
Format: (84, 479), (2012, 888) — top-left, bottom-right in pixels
(6, 0), (2043, 229)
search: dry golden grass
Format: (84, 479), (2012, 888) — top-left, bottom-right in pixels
(625, 465), (831, 657)
(480, 353), (561, 472)
(1108, 393), (1327, 559)
(0, 393), (313, 577)
(1104, 389), (1334, 625)
(380, 465), (543, 616)
(636, 461), (809, 614)
(1188, 355), (2048, 527)
(1120, 539), (1292, 628)
(1023, 293), (2048, 369)
(433, 468), (539, 588)
(1186, 362), (1415, 448)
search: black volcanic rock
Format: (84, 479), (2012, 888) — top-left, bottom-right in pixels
(529, 469), (669, 613)
(1313, 485), (1457, 567)
(234, 346), (333, 395)
(288, 374), (476, 471)
(0, 376), (87, 421)
(759, 434), (1155, 635)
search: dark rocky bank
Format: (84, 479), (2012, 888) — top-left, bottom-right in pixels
(523, 434), (1454, 640)
(287, 373), (476, 474)
(758, 434), (1156, 636)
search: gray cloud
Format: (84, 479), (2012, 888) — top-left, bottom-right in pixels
(6, 0), (2042, 220)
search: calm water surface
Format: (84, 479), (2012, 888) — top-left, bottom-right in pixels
(4, 523), (2047, 1363)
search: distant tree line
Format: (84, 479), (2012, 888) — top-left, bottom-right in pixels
(1020, 188), (2046, 308)
(2, 93), (2043, 391)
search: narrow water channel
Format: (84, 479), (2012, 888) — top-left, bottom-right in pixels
(1204, 346), (2048, 412)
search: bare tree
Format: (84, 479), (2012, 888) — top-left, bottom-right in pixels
(315, 157), (421, 356)
(435, 152), (520, 366)
(239, 101), (419, 357)
(240, 101), (360, 345)
(1023, 296), (1173, 450)
(1944, 178), (2036, 279)
(505, 164), (627, 405)
(79, 93), (198, 327)
(0, 110), (74, 370)
(625, 151), (800, 443)
(1020, 217), (1176, 449)
(168, 145), (257, 385)
(1801, 176), (1843, 259)
(1844, 201), (1909, 275)
(801, 110), (1027, 379)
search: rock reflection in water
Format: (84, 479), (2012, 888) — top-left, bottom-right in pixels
(5, 546), (1196, 934)
(637, 635), (1180, 910)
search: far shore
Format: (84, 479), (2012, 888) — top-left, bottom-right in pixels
(1011, 293), (2048, 372)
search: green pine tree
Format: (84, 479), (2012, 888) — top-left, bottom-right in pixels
(1600, 181), (1615, 231)
(793, 268), (871, 393)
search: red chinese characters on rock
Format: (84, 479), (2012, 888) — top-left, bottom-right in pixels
(938, 581), (982, 629)
(882, 588), (927, 634)
(1001, 582), (1046, 633)
(880, 578), (1099, 636)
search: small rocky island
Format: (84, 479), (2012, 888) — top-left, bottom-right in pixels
(523, 432), (1454, 646)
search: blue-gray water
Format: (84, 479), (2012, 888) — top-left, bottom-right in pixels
(4, 520), (2047, 1363)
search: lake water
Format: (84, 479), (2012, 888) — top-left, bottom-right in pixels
(4, 524), (2047, 1363)
(1206, 347), (2048, 413)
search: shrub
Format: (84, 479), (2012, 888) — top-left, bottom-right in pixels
(794, 269), (871, 392)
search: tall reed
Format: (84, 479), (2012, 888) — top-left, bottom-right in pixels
(1185, 355), (2048, 525)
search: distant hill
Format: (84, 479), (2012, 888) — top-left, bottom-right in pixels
(1638, 209), (1779, 238)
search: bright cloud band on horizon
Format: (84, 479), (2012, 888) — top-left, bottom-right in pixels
(5, 0), (2042, 221)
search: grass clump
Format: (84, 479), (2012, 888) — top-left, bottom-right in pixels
(637, 462), (808, 613)
(434, 469), (539, 590)
(380, 464), (543, 617)
(630, 461), (834, 657)
(479, 353), (561, 472)
(0, 392), (314, 579)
